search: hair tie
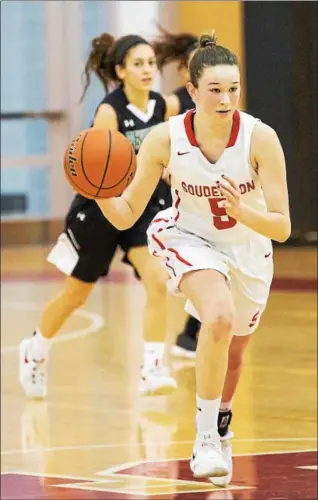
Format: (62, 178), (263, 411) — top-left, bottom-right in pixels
(205, 41), (216, 47)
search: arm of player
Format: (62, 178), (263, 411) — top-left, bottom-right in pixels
(93, 104), (118, 131)
(220, 123), (291, 243)
(96, 122), (170, 230)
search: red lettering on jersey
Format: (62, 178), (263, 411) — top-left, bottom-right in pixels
(181, 182), (188, 193)
(209, 198), (237, 230)
(194, 185), (203, 197)
(247, 180), (255, 192)
(180, 180), (255, 199)
(211, 186), (221, 197)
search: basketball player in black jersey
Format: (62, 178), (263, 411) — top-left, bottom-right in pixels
(19, 33), (186, 399)
(153, 28), (201, 358)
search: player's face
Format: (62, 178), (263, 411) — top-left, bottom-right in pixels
(117, 44), (157, 91)
(188, 64), (241, 119)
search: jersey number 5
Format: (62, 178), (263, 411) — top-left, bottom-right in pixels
(208, 198), (237, 230)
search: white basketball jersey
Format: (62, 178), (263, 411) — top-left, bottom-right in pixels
(167, 109), (267, 244)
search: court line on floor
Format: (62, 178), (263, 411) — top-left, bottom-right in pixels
(2, 448), (316, 481)
(1, 301), (105, 354)
(1, 438), (316, 456)
(54, 477), (252, 495)
(99, 448), (317, 475)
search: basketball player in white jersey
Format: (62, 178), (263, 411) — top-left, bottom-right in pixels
(96, 32), (291, 481)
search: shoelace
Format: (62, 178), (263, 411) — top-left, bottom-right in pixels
(142, 359), (169, 376)
(197, 433), (222, 451)
(201, 440), (219, 450)
(31, 361), (46, 382)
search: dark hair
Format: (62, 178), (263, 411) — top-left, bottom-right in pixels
(189, 31), (239, 88)
(153, 25), (198, 70)
(81, 33), (151, 101)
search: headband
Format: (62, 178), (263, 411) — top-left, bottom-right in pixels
(112, 35), (150, 65)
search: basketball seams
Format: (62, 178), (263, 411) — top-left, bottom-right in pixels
(101, 144), (136, 189)
(96, 130), (113, 198)
(65, 154), (134, 198)
(64, 162), (95, 199)
(80, 132), (107, 189)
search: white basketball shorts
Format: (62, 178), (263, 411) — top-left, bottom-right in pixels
(147, 210), (273, 336)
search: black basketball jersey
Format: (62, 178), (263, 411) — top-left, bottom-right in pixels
(174, 86), (195, 114)
(100, 87), (166, 153)
(68, 86), (168, 218)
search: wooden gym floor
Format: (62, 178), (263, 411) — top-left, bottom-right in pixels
(1, 245), (317, 499)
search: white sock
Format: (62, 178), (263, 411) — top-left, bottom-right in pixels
(31, 329), (51, 360)
(144, 342), (164, 356)
(142, 342), (164, 368)
(196, 395), (221, 434)
(220, 400), (233, 412)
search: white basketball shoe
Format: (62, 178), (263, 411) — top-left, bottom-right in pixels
(190, 430), (229, 479)
(138, 343), (177, 395)
(139, 359), (177, 395)
(209, 430), (234, 487)
(19, 338), (48, 399)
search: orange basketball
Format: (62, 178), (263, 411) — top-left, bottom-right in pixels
(64, 128), (136, 199)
